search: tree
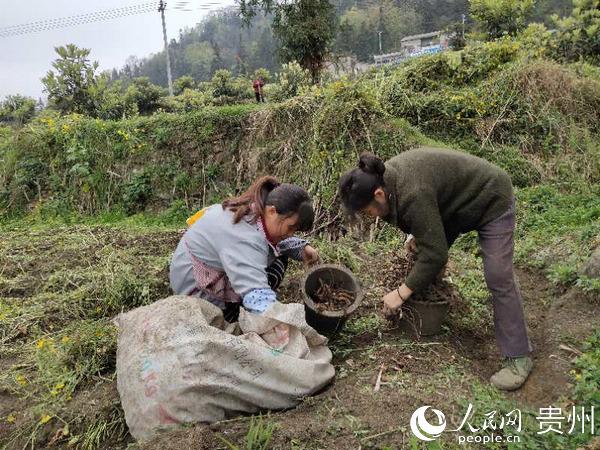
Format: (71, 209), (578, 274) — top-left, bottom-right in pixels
(94, 80), (138, 120)
(253, 67), (271, 83)
(553, 0), (600, 63)
(184, 42), (216, 80)
(124, 77), (165, 115)
(174, 76), (196, 95)
(275, 61), (311, 100)
(0, 95), (37, 125)
(211, 69), (236, 97)
(42, 44), (101, 115)
(333, 1), (422, 61)
(446, 21), (469, 50)
(416, 0), (469, 32)
(470, 0), (536, 40)
(240, 0), (337, 83)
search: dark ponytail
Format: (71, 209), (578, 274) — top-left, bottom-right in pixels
(338, 153), (386, 212)
(222, 176), (314, 231)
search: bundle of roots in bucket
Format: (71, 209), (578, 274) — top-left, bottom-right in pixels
(312, 279), (355, 312)
(383, 252), (461, 304)
(383, 252), (462, 335)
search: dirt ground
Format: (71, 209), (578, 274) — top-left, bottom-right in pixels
(142, 263), (599, 449)
(1, 226), (598, 449)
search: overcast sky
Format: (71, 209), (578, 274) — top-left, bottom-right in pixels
(0, 0), (235, 99)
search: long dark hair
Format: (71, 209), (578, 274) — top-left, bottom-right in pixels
(222, 176), (314, 231)
(338, 153), (386, 212)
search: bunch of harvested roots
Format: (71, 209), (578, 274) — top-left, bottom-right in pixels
(383, 252), (461, 304)
(312, 279), (355, 312)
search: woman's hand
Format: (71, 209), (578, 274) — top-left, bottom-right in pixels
(302, 245), (320, 266)
(404, 234), (417, 253)
(382, 290), (404, 319)
(382, 284), (412, 320)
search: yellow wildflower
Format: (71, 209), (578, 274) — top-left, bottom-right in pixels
(7, 414), (15, 423)
(61, 336), (70, 344)
(36, 338), (47, 349)
(39, 415), (52, 424)
(15, 374), (27, 386)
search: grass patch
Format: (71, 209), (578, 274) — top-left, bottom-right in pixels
(218, 415), (278, 450)
(0, 225), (178, 449)
(515, 184), (600, 292)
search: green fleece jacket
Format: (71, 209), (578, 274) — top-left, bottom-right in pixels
(382, 146), (513, 293)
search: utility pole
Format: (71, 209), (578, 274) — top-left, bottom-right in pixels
(158, 0), (174, 96)
(461, 13), (466, 39)
(377, 0), (383, 54)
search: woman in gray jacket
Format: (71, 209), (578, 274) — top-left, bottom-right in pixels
(170, 176), (319, 322)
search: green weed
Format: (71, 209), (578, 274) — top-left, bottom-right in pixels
(218, 415), (278, 450)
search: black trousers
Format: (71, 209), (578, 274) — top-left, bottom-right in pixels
(223, 255), (288, 322)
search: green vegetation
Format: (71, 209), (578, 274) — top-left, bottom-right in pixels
(0, 95), (37, 126)
(0, 224), (175, 448)
(1, 2), (599, 447)
(219, 415), (278, 450)
(240, 0), (337, 83)
(470, 0), (535, 39)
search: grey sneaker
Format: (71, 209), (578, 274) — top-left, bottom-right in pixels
(490, 356), (533, 391)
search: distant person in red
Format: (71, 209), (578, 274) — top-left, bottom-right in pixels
(253, 77), (265, 103)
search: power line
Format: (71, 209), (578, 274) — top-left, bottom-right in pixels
(0, 1), (230, 39)
(0, 2), (157, 38)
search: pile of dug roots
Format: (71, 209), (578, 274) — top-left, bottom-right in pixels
(383, 252), (461, 304)
(312, 279), (355, 312)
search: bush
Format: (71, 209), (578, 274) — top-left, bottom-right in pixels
(270, 61), (311, 101)
(253, 68), (272, 83)
(122, 170), (153, 213)
(553, 0), (600, 64)
(469, 0), (535, 40)
(210, 70), (254, 105)
(173, 75), (196, 95)
(95, 81), (138, 120)
(382, 51), (600, 185)
(124, 77), (165, 115)
(157, 88), (211, 112)
(0, 106), (257, 215)
(0, 95), (37, 125)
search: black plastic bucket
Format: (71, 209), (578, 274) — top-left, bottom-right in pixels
(302, 264), (363, 335)
(401, 299), (449, 336)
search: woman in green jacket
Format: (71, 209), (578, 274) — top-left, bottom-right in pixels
(338, 146), (533, 391)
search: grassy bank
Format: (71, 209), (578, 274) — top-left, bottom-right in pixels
(1, 35), (599, 449)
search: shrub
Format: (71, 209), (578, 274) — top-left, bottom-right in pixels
(122, 170), (153, 213)
(270, 61), (311, 101)
(124, 77), (165, 115)
(470, 0), (535, 40)
(0, 95), (37, 125)
(157, 89), (211, 112)
(173, 75), (196, 95)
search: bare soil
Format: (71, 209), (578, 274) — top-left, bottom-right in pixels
(143, 259), (600, 449)
(1, 227), (598, 449)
